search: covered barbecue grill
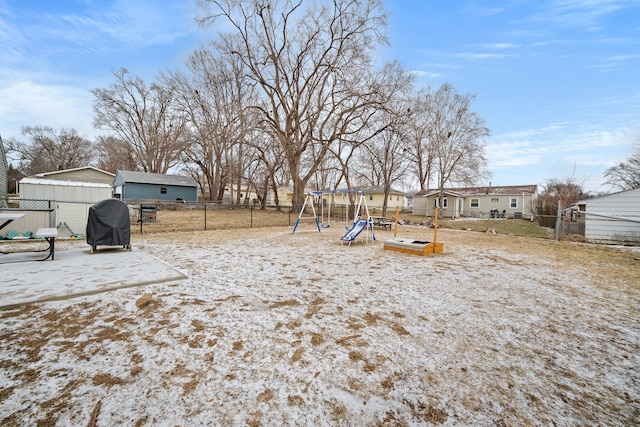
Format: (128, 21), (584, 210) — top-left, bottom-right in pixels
(86, 198), (131, 254)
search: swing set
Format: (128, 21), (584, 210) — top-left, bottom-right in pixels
(291, 190), (376, 244)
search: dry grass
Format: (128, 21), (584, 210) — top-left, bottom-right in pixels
(130, 206), (292, 235)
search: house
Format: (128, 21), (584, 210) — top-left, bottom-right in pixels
(34, 166), (115, 185)
(265, 187), (294, 208)
(575, 187), (640, 245)
(413, 184), (538, 219)
(361, 186), (406, 215)
(113, 170), (198, 202)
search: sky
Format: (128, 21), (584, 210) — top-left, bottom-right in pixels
(1, 0), (639, 193)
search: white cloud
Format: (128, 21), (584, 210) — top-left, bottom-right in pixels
(0, 81), (96, 139)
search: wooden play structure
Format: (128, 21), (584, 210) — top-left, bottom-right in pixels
(383, 207), (444, 256)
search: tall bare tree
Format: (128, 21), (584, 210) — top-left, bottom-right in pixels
(604, 145), (640, 191)
(5, 126), (94, 175)
(165, 48), (254, 202)
(426, 84), (490, 206)
(94, 135), (138, 173)
(92, 68), (186, 174)
(401, 90), (437, 191)
(196, 0), (389, 209)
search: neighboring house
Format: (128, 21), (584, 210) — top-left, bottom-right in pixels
(413, 184), (538, 218)
(361, 186), (406, 214)
(575, 187), (640, 245)
(35, 166), (115, 185)
(0, 135), (7, 207)
(265, 187), (294, 208)
(113, 170), (198, 202)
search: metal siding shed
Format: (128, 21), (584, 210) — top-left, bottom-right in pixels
(581, 187), (640, 244)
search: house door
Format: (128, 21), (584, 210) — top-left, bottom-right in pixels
(456, 198), (463, 218)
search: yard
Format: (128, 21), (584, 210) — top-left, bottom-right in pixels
(1, 224), (639, 426)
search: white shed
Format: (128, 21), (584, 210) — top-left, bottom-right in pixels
(18, 177), (113, 235)
(578, 187), (640, 245)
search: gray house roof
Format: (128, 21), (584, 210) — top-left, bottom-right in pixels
(114, 170), (198, 187)
(363, 186), (404, 195)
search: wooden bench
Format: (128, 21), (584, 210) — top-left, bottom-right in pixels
(0, 228), (58, 262)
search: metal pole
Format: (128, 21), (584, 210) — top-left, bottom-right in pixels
(555, 201), (562, 240)
(204, 204), (207, 231)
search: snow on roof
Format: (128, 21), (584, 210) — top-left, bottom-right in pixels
(19, 177), (113, 188)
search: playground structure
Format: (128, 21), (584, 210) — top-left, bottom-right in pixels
(292, 190), (375, 245)
(383, 207), (444, 256)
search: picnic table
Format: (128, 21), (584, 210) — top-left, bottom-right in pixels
(0, 226), (58, 262)
(371, 216), (393, 230)
(0, 213), (25, 232)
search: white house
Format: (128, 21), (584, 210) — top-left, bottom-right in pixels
(413, 185), (538, 219)
(576, 187), (640, 245)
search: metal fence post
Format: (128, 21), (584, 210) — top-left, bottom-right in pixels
(204, 204), (207, 231)
(555, 201), (562, 240)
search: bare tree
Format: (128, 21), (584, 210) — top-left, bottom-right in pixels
(426, 84), (490, 207)
(94, 135), (138, 173)
(604, 145), (640, 191)
(92, 68), (186, 174)
(165, 48), (255, 202)
(401, 90), (437, 191)
(5, 126), (94, 175)
(196, 0), (389, 209)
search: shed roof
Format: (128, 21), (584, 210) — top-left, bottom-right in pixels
(20, 177), (113, 188)
(577, 186), (640, 206)
(116, 170), (198, 187)
(35, 166), (114, 179)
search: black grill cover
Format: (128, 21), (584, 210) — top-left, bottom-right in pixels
(86, 199), (130, 247)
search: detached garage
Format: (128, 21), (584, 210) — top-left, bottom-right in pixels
(113, 171), (198, 202)
(578, 187), (640, 245)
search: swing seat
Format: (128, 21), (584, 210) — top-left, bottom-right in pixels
(321, 224), (330, 228)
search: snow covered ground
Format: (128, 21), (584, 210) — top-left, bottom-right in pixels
(1, 226), (639, 426)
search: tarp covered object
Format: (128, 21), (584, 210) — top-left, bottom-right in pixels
(86, 198), (131, 251)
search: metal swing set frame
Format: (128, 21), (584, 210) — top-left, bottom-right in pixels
(291, 190), (376, 243)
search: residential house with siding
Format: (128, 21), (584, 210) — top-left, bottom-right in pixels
(413, 184), (538, 219)
(113, 170), (198, 202)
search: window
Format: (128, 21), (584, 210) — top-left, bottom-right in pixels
(510, 198), (518, 208)
(160, 187), (167, 194)
(470, 198), (479, 208)
(491, 198), (499, 203)
(369, 194), (373, 200)
(435, 197), (448, 208)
